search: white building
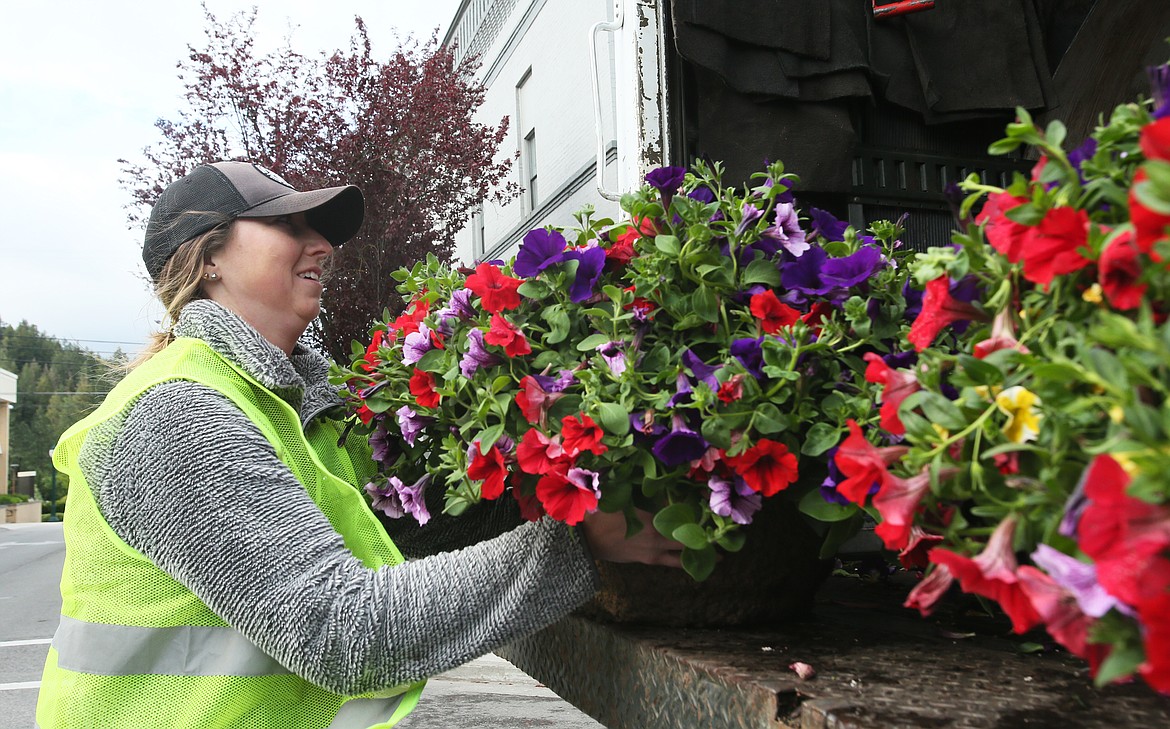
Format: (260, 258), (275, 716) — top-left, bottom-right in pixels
(0, 367), (16, 494)
(444, 0), (671, 264)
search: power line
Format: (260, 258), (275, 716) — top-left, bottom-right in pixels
(11, 392), (109, 396)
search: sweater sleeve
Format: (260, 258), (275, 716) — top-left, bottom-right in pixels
(92, 380), (600, 695)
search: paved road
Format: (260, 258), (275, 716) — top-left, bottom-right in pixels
(0, 521), (602, 728)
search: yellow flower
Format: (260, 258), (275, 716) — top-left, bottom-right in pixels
(973, 384), (1003, 401)
(1109, 405), (1125, 424)
(995, 386), (1042, 443)
(932, 423), (950, 441)
(1082, 283), (1103, 304)
(1110, 451), (1141, 476)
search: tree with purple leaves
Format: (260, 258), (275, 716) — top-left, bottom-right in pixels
(120, 7), (518, 360)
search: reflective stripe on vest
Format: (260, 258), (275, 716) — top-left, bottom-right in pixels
(52, 616), (290, 677)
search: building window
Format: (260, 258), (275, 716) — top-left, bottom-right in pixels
(524, 129), (538, 210)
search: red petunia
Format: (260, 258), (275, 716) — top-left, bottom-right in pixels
(512, 487), (547, 522)
(871, 467), (936, 551)
(1129, 169), (1170, 259)
(929, 518), (1042, 634)
(1138, 591), (1170, 693)
(908, 276), (987, 352)
(408, 368), (441, 408)
(1099, 230), (1148, 310)
(749, 290), (801, 334)
(465, 262), (523, 313)
(467, 441), (508, 500)
(484, 313), (532, 357)
(725, 439), (799, 496)
(515, 375), (562, 427)
(904, 563), (955, 617)
(1018, 206), (1092, 287)
(894, 526), (944, 570)
(356, 404), (375, 425)
(978, 191), (1032, 262)
(832, 420), (908, 505)
(1139, 116), (1170, 162)
(361, 329), (386, 373)
(800, 302), (835, 335)
(716, 374), (745, 405)
(1076, 454), (1170, 608)
(390, 297), (429, 337)
(863, 352), (920, 436)
(561, 414), (608, 457)
(516, 428), (567, 475)
(535, 467), (599, 525)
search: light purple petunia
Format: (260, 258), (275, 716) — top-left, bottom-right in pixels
(1031, 544), (1131, 617)
(652, 414), (709, 467)
(366, 477), (406, 519)
(437, 289), (476, 324)
(762, 202), (809, 256)
(708, 475), (763, 525)
(564, 246), (607, 303)
(460, 328), (503, 378)
(396, 405), (431, 447)
(513, 228), (568, 278)
(736, 203), (765, 236)
(398, 474), (433, 525)
(598, 340), (627, 376)
(402, 323), (434, 365)
(567, 467), (603, 502)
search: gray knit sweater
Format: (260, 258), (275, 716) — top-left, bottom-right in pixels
(77, 299), (599, 695)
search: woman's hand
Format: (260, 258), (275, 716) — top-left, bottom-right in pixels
(580, 508), (685, 568)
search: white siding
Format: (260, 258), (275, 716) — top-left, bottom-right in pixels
(448, 0), (621, 264)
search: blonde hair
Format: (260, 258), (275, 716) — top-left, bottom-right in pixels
(124, 220), (234, 370)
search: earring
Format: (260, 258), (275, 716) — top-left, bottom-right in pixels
(202, 272), (220, 281)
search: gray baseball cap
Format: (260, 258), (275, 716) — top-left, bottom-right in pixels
(142, 161), (364, 281)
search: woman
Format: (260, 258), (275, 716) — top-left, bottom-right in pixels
(37, 162), (682, 728)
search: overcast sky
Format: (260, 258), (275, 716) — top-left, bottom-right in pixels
(0, 0), (463, 359)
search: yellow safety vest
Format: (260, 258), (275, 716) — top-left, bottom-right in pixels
(37, 337), (424, 728)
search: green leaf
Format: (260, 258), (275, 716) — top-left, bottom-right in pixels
(517, 279), (552, 299)
(800, 422), (840, 456)
(596, 401), (631, 436)
(597, 477), (633, 512)
(477, 423), (504, 450)
(692, 287), (720, 323)
(681, 545), (717, 581)
(1004, 204), (1045, 226)
(653, 502), (696, 539)
(654, 234), (682, 256)
(715, 530), (747, 552)
(799, 487), (859, 523)
(672, 523), (710, 550)
(818, 515), (864, 559)
(542, 306), (570, 344)
(955, 354), (1003, 387)
(904, 391), (968, 430)
(1094, 644), (1145, 687)
(415, 348), (446, 373)
(701, 415), (732, 450)
(753, 403), (791, 434)
(742, 259), (782, 287)
(575, 333), (612, 352)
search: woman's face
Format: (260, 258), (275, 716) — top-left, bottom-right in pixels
(204, 212), (332, 353)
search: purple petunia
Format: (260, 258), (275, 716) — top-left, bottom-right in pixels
(761, 202), (808, 257)
(513, 228), (568, 278)
(402, 323), (434, 365)
(781, 245), (830, 300)
(809, 208), (849, 242)
(730, 337), (765, 379)
(532, 369), (576, 393)
(460, 328), (503, 378)
(398, 474), (433, 525)
(1150, 62), (1170, 120)
(629, 410), (667, 442)
(708, 475), (763, 525)
(652, 414), (709, 467)
(820, 245), (884, 289)
(1068, 137), (1098, 185)
(396, 405), (432, 447)
(646, 165), (686, 195)
(567, 467), (603, 501)
(563, 246), (607, 303)
(682, 349), (721, 390)
(667, 372), (693, 408)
